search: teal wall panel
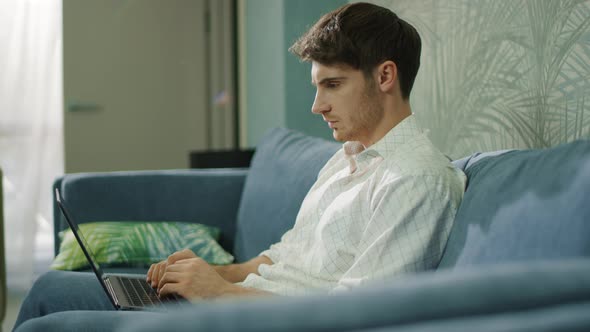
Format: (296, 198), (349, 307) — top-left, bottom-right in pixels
(245, 0), (286, 147)
(283, 0), (346, 141)
(244, 0), (346, 147)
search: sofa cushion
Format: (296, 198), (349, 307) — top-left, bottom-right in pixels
(233, 128), (340, 262)
(439, 140), (590, 269)
(451, 150), (514, 172)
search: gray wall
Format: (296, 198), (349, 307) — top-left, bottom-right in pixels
(244, 0), (346, 147)
(371, 0), (590, 158)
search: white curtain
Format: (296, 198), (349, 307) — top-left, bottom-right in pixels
(0, 0), (63, 291)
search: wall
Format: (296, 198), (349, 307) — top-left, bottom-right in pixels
(370, 0), (590, 158)
(242, 0), (590, 152)
(242, 0), (346, 147)
(243, 0), (286, 147)
(63, 0), (209, 172)
(283, 1), (347, 142)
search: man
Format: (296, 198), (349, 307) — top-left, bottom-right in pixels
(14, 2), (466, 330)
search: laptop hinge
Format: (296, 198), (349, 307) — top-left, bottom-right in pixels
(104, 278), (120, 307)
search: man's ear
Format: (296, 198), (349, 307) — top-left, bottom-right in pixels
(376, 61), (397, 93)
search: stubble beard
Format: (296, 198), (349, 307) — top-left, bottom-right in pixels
(337, 84), (384, 143)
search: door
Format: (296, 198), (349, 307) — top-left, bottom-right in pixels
(63, 0), (208, 173)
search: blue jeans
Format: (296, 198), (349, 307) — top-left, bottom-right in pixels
(13, 270), (161, 332)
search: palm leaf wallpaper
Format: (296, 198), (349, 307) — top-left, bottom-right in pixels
(365, 0), (590, 158)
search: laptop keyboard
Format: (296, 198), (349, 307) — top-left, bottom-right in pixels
(120, 277), (163, 306)
(112, 276), (182, 308)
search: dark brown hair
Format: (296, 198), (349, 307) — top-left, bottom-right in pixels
(290, 2), (421, 100)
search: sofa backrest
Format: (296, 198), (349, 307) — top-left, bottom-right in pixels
(233, 128), (340, 262)
(439, 140), (590, 270)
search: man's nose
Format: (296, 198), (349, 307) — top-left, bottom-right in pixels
(311, 92), (329, 114)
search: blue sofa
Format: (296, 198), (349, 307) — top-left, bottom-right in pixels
(52, 128), (590, 331)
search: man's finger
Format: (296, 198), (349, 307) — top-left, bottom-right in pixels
(149, 264), (158, 287)
(174, 257), (204, 265)
(146, 264), (155, 282)
(157, 262), (167, 284)
(157, 271), (182, 292)
(158, 283), (181, 298)
(167, 249), (196, 265)
(163, 263), (186, 272)
(151, 263), (163, 287)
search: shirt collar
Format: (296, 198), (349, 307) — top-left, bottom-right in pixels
(358, 114), (423, 159)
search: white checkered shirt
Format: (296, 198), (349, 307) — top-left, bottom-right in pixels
(239, 115), (467, 295)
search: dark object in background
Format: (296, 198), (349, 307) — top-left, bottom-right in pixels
(189, 149), (255, 169)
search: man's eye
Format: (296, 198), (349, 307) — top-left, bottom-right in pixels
(326, 82), (340, 88)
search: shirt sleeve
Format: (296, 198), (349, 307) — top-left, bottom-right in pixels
(258, 148), (346, 265)
(259, 246), (279, 263)
(332, 173), (463, 292)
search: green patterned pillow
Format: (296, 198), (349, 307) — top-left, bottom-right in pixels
(51, 221), (234, 271)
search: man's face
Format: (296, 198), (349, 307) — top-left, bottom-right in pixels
(311, 62), (384, 145)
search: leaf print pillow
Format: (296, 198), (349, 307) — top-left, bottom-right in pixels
(51, 221), (234, 271)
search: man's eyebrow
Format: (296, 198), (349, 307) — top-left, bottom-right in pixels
(311, 76), (347, 86)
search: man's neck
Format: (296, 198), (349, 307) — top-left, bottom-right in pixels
(361, 102), (412, 148)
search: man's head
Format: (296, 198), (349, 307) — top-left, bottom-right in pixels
(291, 3), (421, 146)
(290, 2), (421, 100)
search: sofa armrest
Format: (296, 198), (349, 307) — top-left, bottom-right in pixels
(53, 168), (248, 256)
(117, 260), (590, 332)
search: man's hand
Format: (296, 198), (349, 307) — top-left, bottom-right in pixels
(157, 257), (233, 299)
(147, 250), (275, 300)
(146, 249), (196, 288)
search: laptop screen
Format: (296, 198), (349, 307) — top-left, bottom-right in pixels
(55, 188), (105, 278)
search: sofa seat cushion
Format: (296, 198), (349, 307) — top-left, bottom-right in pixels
(439, 140), (590, 269)
(233, 128), (340, 262)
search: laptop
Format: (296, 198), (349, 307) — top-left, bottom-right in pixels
(55, 188), (186, 310)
